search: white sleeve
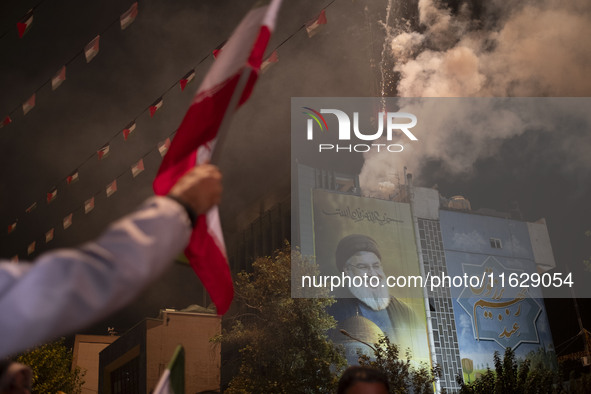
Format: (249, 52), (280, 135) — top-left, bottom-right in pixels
(0, 196), (192, 358)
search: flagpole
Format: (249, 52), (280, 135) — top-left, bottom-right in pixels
(207, 67), (252, 165)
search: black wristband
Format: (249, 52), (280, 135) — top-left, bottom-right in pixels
(167, 195), (198, 227)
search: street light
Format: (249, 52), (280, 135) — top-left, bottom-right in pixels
(340, 329), (377, 353)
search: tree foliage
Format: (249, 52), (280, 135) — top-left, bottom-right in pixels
(16, 338), (85, 394)
(457, 347), (559, 394)
(357, 335), (441, 394)
(219, 245), (346, 393)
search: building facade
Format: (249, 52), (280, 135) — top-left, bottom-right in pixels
(295, 164), (557, 393)
(98, 309), (221, 393)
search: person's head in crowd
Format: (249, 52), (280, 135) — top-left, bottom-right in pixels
(337, 366), (389, 394)
(0, 361), (32, 394)
(336, 234), (391, 310)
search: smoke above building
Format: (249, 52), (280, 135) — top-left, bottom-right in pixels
(359, 0), (591, 193)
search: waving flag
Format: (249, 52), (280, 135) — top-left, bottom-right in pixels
(153, 0), (282, 315)
(47, 187), (57, 203)
(153, 346), (184, 394)
(27, 242), (35, 256)
(98, 144), (110, 160)
(17, 10), (33, 38)
(45, 228), (54, 243)
(179, 70), (195, 91)
(261, 50), (278, 73)
(63, 214), (73, 230)
(51, 66), (66, 90)
(84, 36), (100, 63)
(1, 116), (12, 128)
(123, 121), (136, 141)
(306, 9), (327, 38)
(84, 197), (95, 214)
(67, 169), (79, 184)
(120, 2), (138, 30)
(150, 97), (163, 117)
(22, 93), (35, 115)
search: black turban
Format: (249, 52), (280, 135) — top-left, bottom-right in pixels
(335, 234), (381, 272)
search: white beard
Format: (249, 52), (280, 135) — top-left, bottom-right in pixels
(348, 280), (391, 311)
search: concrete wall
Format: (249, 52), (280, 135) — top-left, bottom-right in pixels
(72, 335), (119, 394)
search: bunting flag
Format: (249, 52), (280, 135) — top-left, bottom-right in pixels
(98, 144), (110, 160)
(153, 346), (185, 394)
(22, 93), (36, 115)
(120, 2), (138, 30)
(131, 159), (144, 178)
(25, 202), (37, 214)
(122, 121), (136, 141)
(84, 35), (100, 63)
(7, 221), (17, 234)
(17, 10), (33, 38)
(261, 50), (278, 73)
(153, 0), (283, 315)
(63, 213), (73, 230)
(212, 40), (227, 59)
(1, 116), (12, 128)
(84, 197), (95, 214)
(149, 98), (163, 117)
(106, 180), (117, 197)
(67, 170), (79, 184)
(47, 188), (57, 203)
(158, 138), (170, 157)
(51, 66), (66, 91)
(45, 228), (54, 243)
(179, 70), (195, 91)
(27, 242), (36, 255)
(305, 9), (327, 38)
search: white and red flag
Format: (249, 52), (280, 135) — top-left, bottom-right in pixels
(47, 187), (57, 203)
(106, 180), (118, 197)
(158, 138), (171, 157)
(25, 202), (37, 214)
(153, 0), (282, 315)
(123, 121), (136, 141)
(51, 66), (66, 91)
(67, 169), (79, 184)
(7, 221), (17, 234)
(27, 242), (35, 256)
(84, 197), (95, 214)
(63, 214), (73, 230)
(1, 116), (12, 128)
(120, 2), (138, 30)
(84, 35), (100, 63)
(98, 144), (110, 160)
(131, 159), (144, 178)
(179, 70), (196, 91)
(17, 10), (33, 38)
(261, 50), (278, 73)
(45, 228), (54, 243)
(150, 98), (163, 117)
(22, 93), (35, 115)
(305, 9), (327, 38)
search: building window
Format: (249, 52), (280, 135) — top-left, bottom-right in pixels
(490, 238), (502, 249)
(111, 356), (139, 394)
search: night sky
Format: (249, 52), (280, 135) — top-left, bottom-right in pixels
(1, 0), (590, 358)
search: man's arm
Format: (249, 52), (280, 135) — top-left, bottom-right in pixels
(0, 165), (222, 358)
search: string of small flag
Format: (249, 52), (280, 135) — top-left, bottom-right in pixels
(0, 2), (139, 129)
(3, 4), (333, 260)
(12, 133), (173, 261)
